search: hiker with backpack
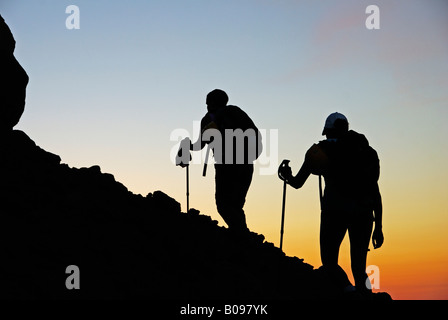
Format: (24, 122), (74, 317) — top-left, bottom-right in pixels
(177, 89), (262, 235)
(278, 112), (384, 295)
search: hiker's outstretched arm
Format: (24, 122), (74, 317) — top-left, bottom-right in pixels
(190, 136), (206, 151)
(288, 162), (311, 189)
(190, 118), (208, 151)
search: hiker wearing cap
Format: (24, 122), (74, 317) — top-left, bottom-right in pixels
(177, 89), (262, 234)
(279, 112), (384, 295)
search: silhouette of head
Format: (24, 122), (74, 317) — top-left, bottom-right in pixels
(206, 89), (228, 112)
(0, 15), (29, 132)
(322, 112), (349, 138)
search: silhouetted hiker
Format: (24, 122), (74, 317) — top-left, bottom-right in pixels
(177, 89), (262, 235)
(279, 112), (384, 295)
(0, 15), (29, 133)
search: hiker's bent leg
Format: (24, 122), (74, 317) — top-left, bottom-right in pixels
(320, 210), (352, 289)
(231, 164), (253, 231)
(320, 210), (347, 267)
(215, 164), (251, 232)
(348, 210), (374, 292)
(215, 165), (233, 226)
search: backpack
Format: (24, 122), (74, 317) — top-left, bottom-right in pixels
(206, 105), (263, 164)
(338, 131), (380, 186)
(317, 130), (380, 208)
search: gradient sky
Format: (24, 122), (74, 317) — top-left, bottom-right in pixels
(2, 0), (447, 300)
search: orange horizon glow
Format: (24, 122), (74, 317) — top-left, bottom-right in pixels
(111, 157), (448, 300)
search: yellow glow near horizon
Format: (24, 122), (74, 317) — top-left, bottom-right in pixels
(106, 146), (448, 300)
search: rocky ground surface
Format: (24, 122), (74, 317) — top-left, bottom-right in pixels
(0, 130), (391, 300)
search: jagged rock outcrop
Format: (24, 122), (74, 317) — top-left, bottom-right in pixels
(0, 15), (29, 132)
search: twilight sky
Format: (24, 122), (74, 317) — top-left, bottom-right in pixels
(2, 0), (447, 299)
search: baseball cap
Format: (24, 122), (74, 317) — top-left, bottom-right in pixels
(322, 112), (348, 135)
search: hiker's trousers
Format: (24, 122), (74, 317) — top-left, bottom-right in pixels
(320, 209), (374, 290)
(214, 164), (253, 232)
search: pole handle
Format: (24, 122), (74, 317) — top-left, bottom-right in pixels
(278, 159), (290, 181)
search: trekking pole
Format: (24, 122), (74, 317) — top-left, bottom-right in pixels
(202, 144), (211, 177)
(176, 137), (192, 213)
(186, 165), (190, 213)
(278, 160), (290, 251)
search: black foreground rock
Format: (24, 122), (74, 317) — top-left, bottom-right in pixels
(0, 130), (391, 300)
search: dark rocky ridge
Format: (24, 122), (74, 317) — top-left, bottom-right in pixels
(0, 130), (391, 300)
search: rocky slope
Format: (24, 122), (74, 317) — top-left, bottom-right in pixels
(0, 130), (391, 300)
